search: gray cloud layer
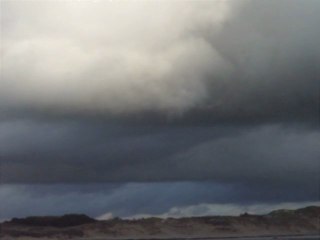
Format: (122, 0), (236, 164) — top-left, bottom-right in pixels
(1, 120), (319, 190)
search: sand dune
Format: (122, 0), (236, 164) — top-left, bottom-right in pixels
(1, 206), (319, 240)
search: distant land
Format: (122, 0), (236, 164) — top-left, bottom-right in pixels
(1, 206), (319, 240)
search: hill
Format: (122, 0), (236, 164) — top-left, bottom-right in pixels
(1, 206), (319, 239)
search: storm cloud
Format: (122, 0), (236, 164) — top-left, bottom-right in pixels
(1, 121), (319, 187)
(1, 0), (319, 123)
(0, 0), (319, 220)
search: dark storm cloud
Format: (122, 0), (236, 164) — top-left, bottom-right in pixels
(1, 119), (319, 191)
(0, 119), (242, 182)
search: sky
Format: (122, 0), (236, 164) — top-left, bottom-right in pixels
(0, 0), (319, 220)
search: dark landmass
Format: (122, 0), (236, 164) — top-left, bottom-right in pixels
(1, 206), (319, 239)
(7, 214), (96, 228)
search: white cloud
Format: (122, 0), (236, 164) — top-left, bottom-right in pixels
(1, 0), (318, 121)
(1, 0), (230, 114)
(124, 201), (320, 219)
(96, 212), (113, 220)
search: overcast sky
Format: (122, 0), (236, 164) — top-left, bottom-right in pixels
(0, 0), (319, 220)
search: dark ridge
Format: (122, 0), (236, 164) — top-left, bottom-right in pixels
(268, 205), (320, 218)
(7, 214), (96, 228)
(295, 206), (320, 217)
